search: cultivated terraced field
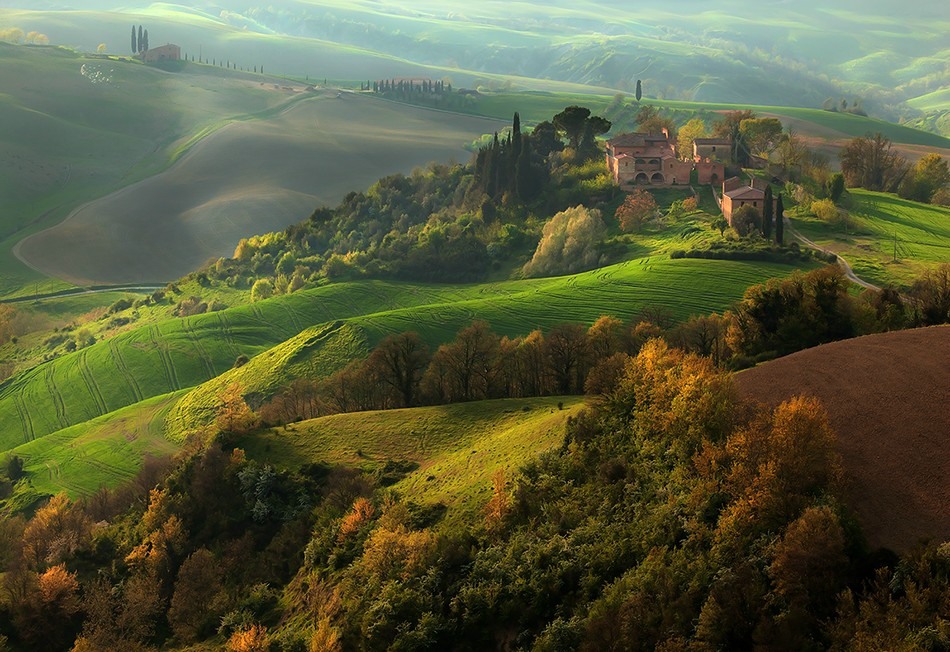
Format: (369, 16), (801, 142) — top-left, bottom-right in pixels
(790, 189), (950, 287)
(4, 391), (183, 512)
(1, 257), (802, 451)
(17, 92), (505, 285)
(736, 326), (950, 552)
(239, 396), (585, 527)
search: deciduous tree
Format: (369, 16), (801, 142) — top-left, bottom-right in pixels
(615, 189), (657, 233)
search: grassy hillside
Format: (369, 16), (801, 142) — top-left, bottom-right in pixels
(5, 1), (947, 115)
(0, 257), (804, 450)
(15, 91), (504, 285)
(3, 391), (183, 512)
(0, 43), (294, 295)
(789, 189), (950, 287)
(238, 396), (585, 526)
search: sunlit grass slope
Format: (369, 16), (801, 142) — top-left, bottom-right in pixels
(790, 189), (950, 287)
(4, 392), (183, 511)
(239, 396), (585, 526)
(1, 258), (803, 450)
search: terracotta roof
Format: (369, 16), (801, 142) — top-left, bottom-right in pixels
(724, 186), (766, 200)
(607, 132), (670, 147)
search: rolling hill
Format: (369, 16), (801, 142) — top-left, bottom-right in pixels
(0, 257), (804, 451)
(735, 325), (950, 552)
(238, 396), (585, 527)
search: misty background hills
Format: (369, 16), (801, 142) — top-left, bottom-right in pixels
(2, 0), (948, 131)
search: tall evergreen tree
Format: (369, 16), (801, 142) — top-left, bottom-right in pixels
(142, 29), (149, 52)
(762, 184), (774, 240)
(516, 138), (538, 202)
(775, 193), (785, 245)
(131, 26), (137, 54)
(636, 79), (642, 102)
(138, 25), (143, 53)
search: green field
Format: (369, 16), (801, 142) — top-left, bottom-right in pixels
(3, 391), (183, 511)
(238, 396), (584, 526)
(790, 189), (950, 287)
(0, 257), (805, 451)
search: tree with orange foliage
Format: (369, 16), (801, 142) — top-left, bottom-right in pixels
(338, 497), (375, 541)
(615, 189), (657, 233)
(227, 624), (270, 651)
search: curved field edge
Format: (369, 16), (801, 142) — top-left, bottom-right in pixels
(789, 189), (950, 288)
(2, 391), (186, 514)
(237, 396), (585, 527)
(0, 257), (804, 450)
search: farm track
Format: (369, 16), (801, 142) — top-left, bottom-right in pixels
(184, 318), (218, 378)
(13, 393), (34, 442)
(150, 326), (180, 391)
(44, 364), (67, 431)
(110, 343), (144, 403)
(78, 350), (109, 416)
(786, 220), (880, 291)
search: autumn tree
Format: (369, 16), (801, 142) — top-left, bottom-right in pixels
(636, 104), (676, 137)
(523, 205), (606, 277)
(839, 133), (909, 192)
(898, 153), (950, 203)
(676, 118), (708, 160)
(544, 323), (591, 394)
(424, 321), (499, 402)
(168, 548), (226, 642)
(367, 332), (430, 407)
(909, 262), (950, 326)
(11, 564), (82, 650)
(615, 189), (657, 233)
(215, 383), (258, 434)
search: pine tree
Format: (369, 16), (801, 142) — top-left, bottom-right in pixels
(775, 193), (785, 245)
(131, 26), (137, 54)
(762, 184), (774, 240)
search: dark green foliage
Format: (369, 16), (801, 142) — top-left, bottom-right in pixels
(635, 79), (642, 102)
(776, 193), (785, 244)
(131, 25), (136, 54)
(138, 25), (143, 53)
(828, 172), (846, 203)
(4, 455), (24, 481)
(762, 184), (774, 239)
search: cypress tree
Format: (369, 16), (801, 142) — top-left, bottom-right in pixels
(138, 25), (143, 53)
(775, 193), (785, 245)
(762, 184), (774, 239)
(516, 138), (537, 202)
(636, 79), (642, 102)
(131, 26), (137, 54)
(142, 29), (149, 52)
(512, 112), (522, 161)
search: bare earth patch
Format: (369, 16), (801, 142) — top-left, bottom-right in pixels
(16, 93), (503, 284)
(735, 326), (950, 553)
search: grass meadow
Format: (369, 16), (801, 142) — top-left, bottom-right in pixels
(1, 257), (803, 451)
(790, 189), (950, 287)
(239, 396), (585, 527)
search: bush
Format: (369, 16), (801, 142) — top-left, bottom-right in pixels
(250, 279), (274, 302)
(523, 205), (606, 277)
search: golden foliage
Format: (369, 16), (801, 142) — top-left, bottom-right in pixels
(358, 525), (436, 582)
(309, 618), (343, 652)
(338, 497), (375, 541)
(227, 624), (270, 652)
(38, 564), (80, 614)
(21, 494), (91, 568)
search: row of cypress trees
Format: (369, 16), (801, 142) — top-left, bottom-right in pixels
(130, 25), (148, 54)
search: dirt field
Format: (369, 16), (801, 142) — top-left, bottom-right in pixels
(16, 93), (503, 284)
(735, 326), (950, 552)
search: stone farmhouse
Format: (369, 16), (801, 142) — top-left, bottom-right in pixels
(143, 44), (181, 63)
(721, 176), (776, 224)
(606, 130), (725, 188)
(692, 137), (731, 161)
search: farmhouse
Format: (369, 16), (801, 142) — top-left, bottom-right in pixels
(142, 44), (181, 63)
(693, 137), (731, 161)
(721, 176), (775, 224)
(606, 130), (725, 187)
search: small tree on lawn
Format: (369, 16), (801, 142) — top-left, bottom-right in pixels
(731, 204), (760, 238)
(616, 189), (657, 233)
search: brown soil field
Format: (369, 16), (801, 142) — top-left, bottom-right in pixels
(16, 93), (503, 284)
(735, 326), (950, 552)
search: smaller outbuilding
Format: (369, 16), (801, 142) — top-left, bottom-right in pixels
(142, 44), (181, 63)
(722, 176), (776, 225)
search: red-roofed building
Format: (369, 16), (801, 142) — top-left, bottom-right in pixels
(722, 176), (775, 224)
(606, 129), (724, 188)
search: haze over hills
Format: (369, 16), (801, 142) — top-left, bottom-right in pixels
(3, 0), (948, 126)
